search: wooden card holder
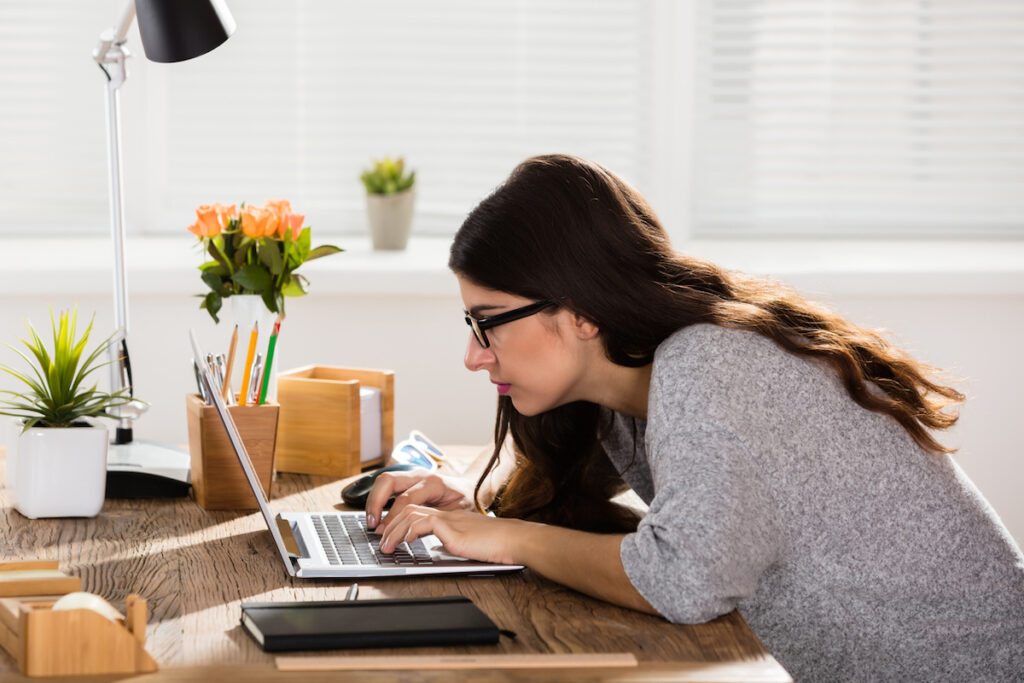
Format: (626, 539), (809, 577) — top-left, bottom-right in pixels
(0, 561), (157, 677)
(185, 393), (279, 510)
(0, 561), (80, 598)
(276, 365), (394, 478)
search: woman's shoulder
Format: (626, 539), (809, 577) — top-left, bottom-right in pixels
(654, 323), (784, 370)
(651, 323), (831, 407)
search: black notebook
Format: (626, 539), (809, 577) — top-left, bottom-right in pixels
(240, 596), (500, 652)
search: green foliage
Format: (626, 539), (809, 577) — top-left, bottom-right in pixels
(0, 309), (135, 431)
(195, 222), (343, 324)
(360, 157), (416, 195)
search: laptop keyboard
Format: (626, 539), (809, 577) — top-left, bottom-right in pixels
(310, 514), (435, 567)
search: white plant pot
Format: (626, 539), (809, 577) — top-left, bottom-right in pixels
(229, 294), (279, 402)
(6, 418), (109, 519)
(366, 188), (415, 250)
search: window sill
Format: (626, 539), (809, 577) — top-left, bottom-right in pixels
(0, 236), (459, 297)
(684, 239), (1024, 297)
(1, 236), (1022, 297)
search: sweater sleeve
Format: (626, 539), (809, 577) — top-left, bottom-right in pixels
(619, 422), (782, 624)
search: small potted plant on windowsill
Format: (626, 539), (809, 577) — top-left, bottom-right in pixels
(361, 157), (416, 250)
(0, 309), (134, 519)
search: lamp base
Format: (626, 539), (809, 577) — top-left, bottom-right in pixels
(106, 440), (191, 499)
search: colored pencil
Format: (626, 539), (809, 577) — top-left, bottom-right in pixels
(221, 324), (239, 403)
(238, 321), (259, 407)
(257, 315), (283, 405)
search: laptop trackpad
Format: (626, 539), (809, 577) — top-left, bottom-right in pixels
(421, 535), (472, 562)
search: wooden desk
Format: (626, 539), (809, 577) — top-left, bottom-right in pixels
(0, 446), (790, 682)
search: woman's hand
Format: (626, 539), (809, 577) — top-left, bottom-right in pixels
(374, 501), (659, 617)
(365, 469), (476, 530)
(376, 505), (524, 565)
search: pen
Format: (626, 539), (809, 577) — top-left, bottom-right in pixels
(206, 353), (222, 395)
(222, 323), (238, 404)
(192, 359), (209, 403)
(248, 354), (263, 404)
(214, 354), (226, 396)
(238, 321), (259, 406)
(345, 583), (358, 601)
(257, 314), (282, 405)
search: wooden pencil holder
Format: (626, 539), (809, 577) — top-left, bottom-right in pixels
(0, 561), (157, 677)
(185, 393), (279, 510)
(276, 365), (394, 478)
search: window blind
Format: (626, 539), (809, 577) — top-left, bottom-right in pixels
(0, 1), (654, 237)
(693, 0), (1024, 238)
(0, 2), (115, 235)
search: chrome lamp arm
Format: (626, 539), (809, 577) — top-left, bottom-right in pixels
(93, 2), (146, 445)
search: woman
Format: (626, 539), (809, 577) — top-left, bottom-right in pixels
(366, 154), (1024, 681)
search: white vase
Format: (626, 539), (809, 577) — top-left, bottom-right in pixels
(367, 188), (415, 250)
(6, 418), (109, 519)
(229, 294), (280, 403)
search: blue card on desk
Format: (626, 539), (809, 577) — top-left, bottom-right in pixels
(240, 596), (500, 652)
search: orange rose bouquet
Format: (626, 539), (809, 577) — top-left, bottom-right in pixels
(187, 200), (342, 322)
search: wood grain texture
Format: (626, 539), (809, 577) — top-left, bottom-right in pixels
(276, 366), (396, 477)
(0, 446), (790, 682)
(276, 367), (362, 477)
(20, 600), (158, 676)
(186, 394), (278, 510)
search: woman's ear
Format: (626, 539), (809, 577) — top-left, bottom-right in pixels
(569, 312), (600, 341)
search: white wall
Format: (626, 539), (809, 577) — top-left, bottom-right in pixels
(0, 239), (1021, 548)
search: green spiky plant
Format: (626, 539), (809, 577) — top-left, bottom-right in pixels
(360, 157), (416, 195)
(0, 309), (135, 432)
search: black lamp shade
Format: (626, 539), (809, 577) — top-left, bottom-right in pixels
(134, 0), (235, 63)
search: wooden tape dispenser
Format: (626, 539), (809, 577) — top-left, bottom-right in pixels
(0, 560), (157, 677)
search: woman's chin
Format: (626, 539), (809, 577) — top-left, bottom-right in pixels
(508, 395), (535, 416)
(508, 394), (558, 417)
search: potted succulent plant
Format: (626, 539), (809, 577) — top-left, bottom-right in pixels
(360, 157), (416, 250)
(0, 309), (133, 519)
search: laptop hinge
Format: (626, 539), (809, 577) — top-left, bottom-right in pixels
(275, 514), (302, 558)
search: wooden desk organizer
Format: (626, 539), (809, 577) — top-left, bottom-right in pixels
(276, 365), (394, 477)
(186, 393), (279, 510)
(0, 561), (157, 677)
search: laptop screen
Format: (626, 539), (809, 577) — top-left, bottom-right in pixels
(189, 329), (297, 576)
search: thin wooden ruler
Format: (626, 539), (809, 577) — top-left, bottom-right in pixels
(277, 652), (639, 671)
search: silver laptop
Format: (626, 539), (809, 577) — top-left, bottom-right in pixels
(189, 330), (524, 579)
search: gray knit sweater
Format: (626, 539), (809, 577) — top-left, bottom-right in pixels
(603, 324), (1024, 682)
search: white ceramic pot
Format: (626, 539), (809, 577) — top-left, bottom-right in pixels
(229, 294), (279, 402)
(6, 418), (109, 519)
(366, 188), (415, 250)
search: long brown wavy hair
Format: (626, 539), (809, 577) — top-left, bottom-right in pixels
(449, 154), (964, 533)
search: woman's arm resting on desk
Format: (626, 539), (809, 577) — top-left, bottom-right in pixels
(514, 520), (660, 615)
(377, 507), (659, 617)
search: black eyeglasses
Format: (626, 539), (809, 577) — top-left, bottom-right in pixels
(464, 299), (557, 349)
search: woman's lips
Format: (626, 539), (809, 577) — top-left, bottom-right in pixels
(491, 380), (511, 395)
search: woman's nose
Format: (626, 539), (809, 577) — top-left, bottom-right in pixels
(464, 335), (496, 371)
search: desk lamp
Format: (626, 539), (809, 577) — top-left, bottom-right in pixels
(93, 0), (235, 497)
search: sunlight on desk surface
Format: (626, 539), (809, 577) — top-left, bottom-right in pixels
(0, 446), (790, 682)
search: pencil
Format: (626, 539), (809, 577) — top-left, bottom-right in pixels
(238, 321), (259, 407)
(221, 324), (239, 403)
(257, 315), (283, 405)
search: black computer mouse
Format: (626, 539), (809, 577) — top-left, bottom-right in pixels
(340, 462), (418, 509)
